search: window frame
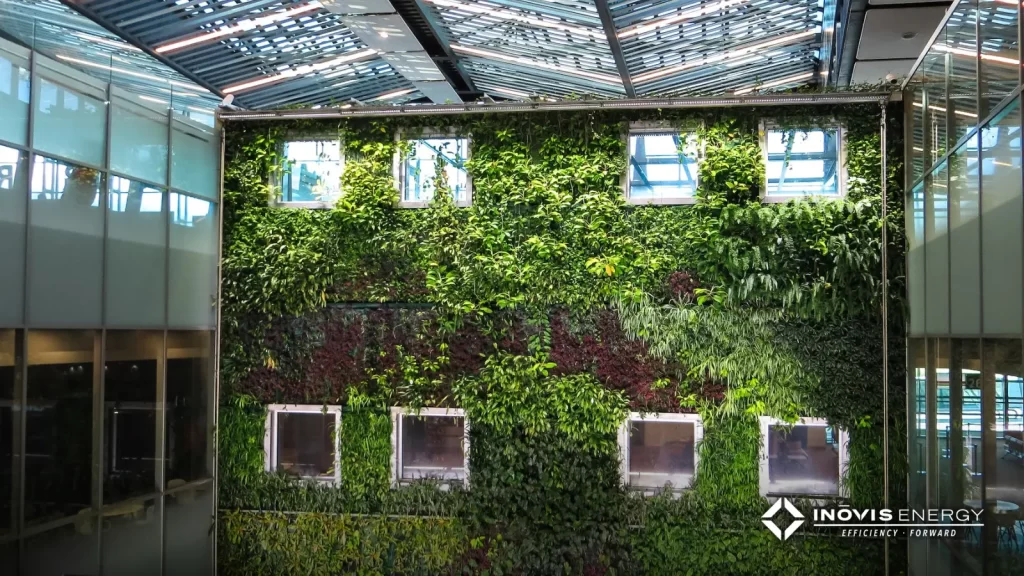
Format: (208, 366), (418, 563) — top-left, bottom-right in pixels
(623, 121), (703, 206)
(617, 411), (704, 493)
(272, 135), (345, 209)
(390, 406), (470, 487)
(758, 416), (849, 498)
(393, 128), (473, 209)
(760, 120), (847, 202)
(263, 403), (342, 484)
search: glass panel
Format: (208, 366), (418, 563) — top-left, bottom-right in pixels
(764, 128), (840, 197)
(766, 424), (840, 495)
(101, 495), (160, 576)
(170, 118), (219, 200)
(948, 339), (984, 562)
(923, 52), (949, 166)
(979, 0), (1020, 117)
(168, 194), (217, 328)
(946, 1), (980, 145)
(925, 162), (950, 334)
(909, 181), (926, 336)
(627, 420), (695, 489)
(949, 135), (981, 334)
(0, 538), (16, 575)
(400, 415), (465, 480)
(110, 97), (169, 185)
(627, 132), (698, 200)
(25, 330), (95, 525)
(163, 482), (212, 576)
(28, 155), (103, 326)
(0, 46), (30, 146)
(910, 87), (927, 184)
(981, 99), (1023, 335)
(987, 339), (1023, 560)
(279, 140), (342, 203)
(32, 77), (106, 167)
(0, 144), (26, 326)
(0, 330), (15, 537)
(165, 331), (212, 485)
(403, 137), (469, 204)
(104, 331), (162, 503)
(22, 517), (100, 576)
(909, 339), (928, 513)
(930, 339), (949, 507)
(106, 176), (166, 327)
(274, 411), (335, 478)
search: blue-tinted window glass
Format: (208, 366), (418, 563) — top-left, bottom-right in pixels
(28, 156), (103, 326)
(0, 145), (26, 325)
(627, 132), (698, 200)
(402, 137), (469, 204)
(110, 99), (169, 186)
(106, 176), (166, 327)
(280, 140), (342, 203)
(0, 48), (30, 146)
(170, 119), (219, 200)
(765, 128), (841, 197)
(169, 194), (216, 328)
(33, 77), (106, 167)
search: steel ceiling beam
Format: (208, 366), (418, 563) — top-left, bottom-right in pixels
(390, 0), (480, 99)
(59, 0), (226, 99)
(594, 0), (634, 97)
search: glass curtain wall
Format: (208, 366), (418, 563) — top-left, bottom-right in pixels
(905, 2), (1023, 575)
(0, 33), (219, 576)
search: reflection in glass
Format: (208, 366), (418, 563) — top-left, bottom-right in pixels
(25, 330), (94, 524)
(164, 483), (212, 576)
(766, 424), (840, 495)
(765, 128), (840, 196)
(165, 331), (211, 485)
(403, 138), (469, 204)
(280, 140), (342, 203)
(104, 331), (162, 503)
(106, 176), (166, 327)
(908, 181), (925, 335)
(978, 0), (1020, 116)
(949, 136), (981, 334)
(0, 144), (26, 326)
(910, 87), (926, 183)
(400, 415), (465, 481)
(985, 339), (1023, 558)
(981, 99), (1023, 335)
(909, 339), (928, 509)
(627, 132), (698, 200)
(925, 162), (949, 334)
(29, 155), (103, 326)
(0, 47), (30, 146)
(170, 120), (219, 200)
(0, 330), (15, 536)
(275, 411), (335, 478)
(945, 1), (979, 145)
(169, 194), (217, 328)
(101, 496), (160, 576)
(110, 99), (169, 186)
(22, 517), (99, 576)
(627, 420), (695, 489)
(32, 77), (106, 167)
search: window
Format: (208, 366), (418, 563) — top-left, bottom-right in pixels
(398, 135), (470, 207)
(763, 124), (844, 199)
(278, 139), (343, 205)
(618, 412), (702, 491)
(264, 404), (341, 483)
(759, 417), (848, 497)
(391, 407), (468, 484)
(626, 125), (700, 204)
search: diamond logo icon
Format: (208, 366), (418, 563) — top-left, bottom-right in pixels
(762, 497), (805, 541)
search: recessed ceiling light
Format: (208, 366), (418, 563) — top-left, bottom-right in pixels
(222, 48), (378, 93)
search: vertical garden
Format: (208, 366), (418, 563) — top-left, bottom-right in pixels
(217, 102), (907, 575)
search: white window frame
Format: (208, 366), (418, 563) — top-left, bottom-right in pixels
(760, 120), (847, 203)
(758, 416), (849, 498)
(394, 128), (473, 208)
(272, 135), (345, 209)
(617, 411), (703, 493)
(264, 404), (342, 484)
(623, 121), (703, 206)
(390, 406), (470, 487)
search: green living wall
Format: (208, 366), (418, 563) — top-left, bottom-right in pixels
(218, 103), (907, 575)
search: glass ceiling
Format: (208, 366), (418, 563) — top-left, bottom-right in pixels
(30, 0), (833, 108)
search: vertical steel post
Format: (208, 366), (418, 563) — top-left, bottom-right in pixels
(880, 99), (890, 576)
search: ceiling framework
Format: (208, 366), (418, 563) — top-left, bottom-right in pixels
(54, 0), (845, 109)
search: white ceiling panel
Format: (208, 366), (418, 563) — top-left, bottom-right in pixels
(322, 0), (397, 15)
(381, 51), (446, 81)
(344, 15), (423, 52)
(413, 80), (462, 103)
(851, 58), (918, 84)
(857, 6), (948, 60)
